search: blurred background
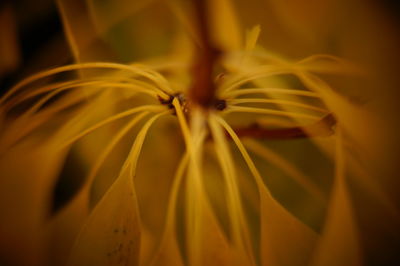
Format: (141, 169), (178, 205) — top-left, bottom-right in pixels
(0, 0), (399, 265)
(1, 0), (399, 90)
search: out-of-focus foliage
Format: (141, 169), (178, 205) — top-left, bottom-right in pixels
(0, 0), (399, 266)
(0, 4), (20, 77)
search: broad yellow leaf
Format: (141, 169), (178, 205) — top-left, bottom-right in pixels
(57, 0), (114, 62)
(198, 201), (237, 266)
(86, 0), (157, 36)
(141, 228), (183, 266)
(259, 187), (318, 266)
(310, 130), (362, 266)
(310, 179), (362, 266)
(67, 168), (141, 266)
(0, 139), (66, 266)
(66, 110), (168, 266)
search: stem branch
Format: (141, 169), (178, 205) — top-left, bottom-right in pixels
(233, 114), (337, 139)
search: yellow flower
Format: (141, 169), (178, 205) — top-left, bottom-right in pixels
(0, 1), (399, 266)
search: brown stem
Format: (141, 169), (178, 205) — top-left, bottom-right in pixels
(188, 1), (337, 140)
(189, 0), (220, 108)
(233, 113), (337, 139)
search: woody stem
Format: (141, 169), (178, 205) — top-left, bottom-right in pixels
(189, 0), (220, 108)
